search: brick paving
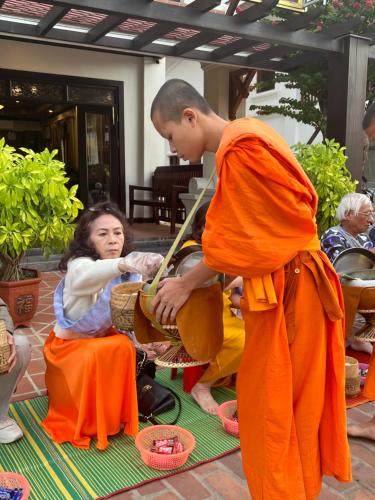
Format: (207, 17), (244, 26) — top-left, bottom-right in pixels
(10, 272), (375, 499)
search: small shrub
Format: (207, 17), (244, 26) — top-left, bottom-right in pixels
(293, 138), (357, 235)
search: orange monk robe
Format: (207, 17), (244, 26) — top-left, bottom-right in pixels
(363, 349), (375, 400)
(202, 118), (351, 499)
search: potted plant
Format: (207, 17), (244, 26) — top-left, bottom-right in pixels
(293, 138), (358, 236)
(0, 138), (83, 326)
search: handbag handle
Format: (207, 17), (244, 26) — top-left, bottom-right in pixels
(139, 386), (182, 426)
(148, 168), (216, 297)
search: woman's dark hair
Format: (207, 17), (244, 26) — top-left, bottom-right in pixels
(183, 201), (210, 245)
(59, 201), (133, 272)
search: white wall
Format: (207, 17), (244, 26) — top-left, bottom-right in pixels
(0, 39), (144, 211)
(246, 80), (322, 146)
(164, 58), (204, 165)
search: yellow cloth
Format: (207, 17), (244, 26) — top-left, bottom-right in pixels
(182, 240), (245, 386)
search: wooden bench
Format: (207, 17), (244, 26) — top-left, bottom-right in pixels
(129, 164), (203, 234)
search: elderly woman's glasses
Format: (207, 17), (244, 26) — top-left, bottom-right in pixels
(357, 211), (374, 217)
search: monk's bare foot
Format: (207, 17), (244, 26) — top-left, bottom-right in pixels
(191, 383), (219, 415)
(347, 417), (375, 441)
(349, 338), (373, 355)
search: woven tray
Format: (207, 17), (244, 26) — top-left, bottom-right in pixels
(353, 326), (375, 342)
(154, 343), (208, 368)
(0, 320), (10, 374)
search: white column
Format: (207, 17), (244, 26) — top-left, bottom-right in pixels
(142, 56), (166, 184)
(202, 64), (231, 177)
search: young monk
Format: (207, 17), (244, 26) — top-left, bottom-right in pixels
(180, 201), (245, 415)
(43, 201), (163, 450)
(150, 79), (351, 498)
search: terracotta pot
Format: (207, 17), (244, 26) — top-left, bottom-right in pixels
(0, 270), (42, 327)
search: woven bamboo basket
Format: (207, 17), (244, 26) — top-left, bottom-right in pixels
(110, 282), (144, 331)
(0, 320), (11, 374)
(345, 356), (361, 398)
(154, 342), (207, 368)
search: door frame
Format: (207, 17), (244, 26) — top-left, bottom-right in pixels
(77, 104), (119, 207)
(0, 68), (125, 211)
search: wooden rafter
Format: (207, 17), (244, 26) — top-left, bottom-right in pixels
(37, 6), (69, 36)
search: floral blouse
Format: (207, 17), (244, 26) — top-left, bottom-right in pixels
(320, 225), (373, 263)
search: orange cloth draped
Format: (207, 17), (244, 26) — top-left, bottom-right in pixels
(202, 118), (351, 499)
(42, 327), (138, 450)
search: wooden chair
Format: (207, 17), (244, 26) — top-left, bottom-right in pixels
(129, 164), (202, 233)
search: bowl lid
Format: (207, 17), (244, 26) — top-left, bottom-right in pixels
(332, 248), (375, 274)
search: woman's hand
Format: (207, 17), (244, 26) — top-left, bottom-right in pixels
(6, 332), (16, 372)
(151, 277), (193, 324)
(120, 252), (164, 279)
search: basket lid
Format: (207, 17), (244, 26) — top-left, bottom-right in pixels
(332, 248), (375, 275)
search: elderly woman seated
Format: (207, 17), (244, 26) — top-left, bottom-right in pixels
(320, 192), (374, 354)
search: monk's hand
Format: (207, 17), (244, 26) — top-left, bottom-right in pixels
(151, 277), (192, 324)
(7, 332), (16, 373)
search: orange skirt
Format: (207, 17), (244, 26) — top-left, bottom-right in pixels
(42, 328), (138, 450)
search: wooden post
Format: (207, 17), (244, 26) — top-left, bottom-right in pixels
(326, 34), (370, 187)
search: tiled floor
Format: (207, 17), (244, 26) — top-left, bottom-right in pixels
(9, 272), (375, 499)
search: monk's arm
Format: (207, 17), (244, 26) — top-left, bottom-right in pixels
(152, 261), (217, 323)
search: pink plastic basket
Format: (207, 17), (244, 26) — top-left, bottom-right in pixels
(0, 472), (30, 499)
(135, 425), (196, 470)
(217, 400), (239, 438)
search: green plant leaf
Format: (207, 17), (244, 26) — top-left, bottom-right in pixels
(0, 138), (83, 280)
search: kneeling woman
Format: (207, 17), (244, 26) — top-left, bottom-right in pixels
(42, 202), (163, 450)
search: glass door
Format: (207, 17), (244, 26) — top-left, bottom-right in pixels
(77, 105), (120, 208)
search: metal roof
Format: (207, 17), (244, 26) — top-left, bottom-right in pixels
(0, 0), (372, 71)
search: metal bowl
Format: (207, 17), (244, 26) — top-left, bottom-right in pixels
(168, 245), (219, 287)
(341, 269), (375, 286)
(332, 248), (375, 275)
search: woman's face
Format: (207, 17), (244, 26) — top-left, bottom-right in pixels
(89, 214), (124, 259)
(345, 201), (374, 235)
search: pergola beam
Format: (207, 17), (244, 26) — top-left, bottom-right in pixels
(85, 15), (126, 44)
(321, 17), (364, 39)
(226, 0), (241, 16)
(32, 0), (342, 54)
(37, 6), (69, 36)
(211, 39), (252, 61)
(173, 32), (220, 56)
(234, 0), (279, 23)
(132, 22), (176, 50)
(187, 0), (221, 13)
(246, 45), (293, 66)
(327, 35), (370, 184)
(281, 8), (323, 31)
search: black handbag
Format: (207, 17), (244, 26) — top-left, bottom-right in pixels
(136, 348), (156, 380)
(137, 373), (181, 425)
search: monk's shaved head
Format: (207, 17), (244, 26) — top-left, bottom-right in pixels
(151, 79), (212, 123)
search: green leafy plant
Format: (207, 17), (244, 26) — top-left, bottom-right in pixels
(293, 139), (357, 235)
(0, 138), (83, 281)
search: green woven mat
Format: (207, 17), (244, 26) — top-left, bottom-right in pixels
(0, 370), (239, 499)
